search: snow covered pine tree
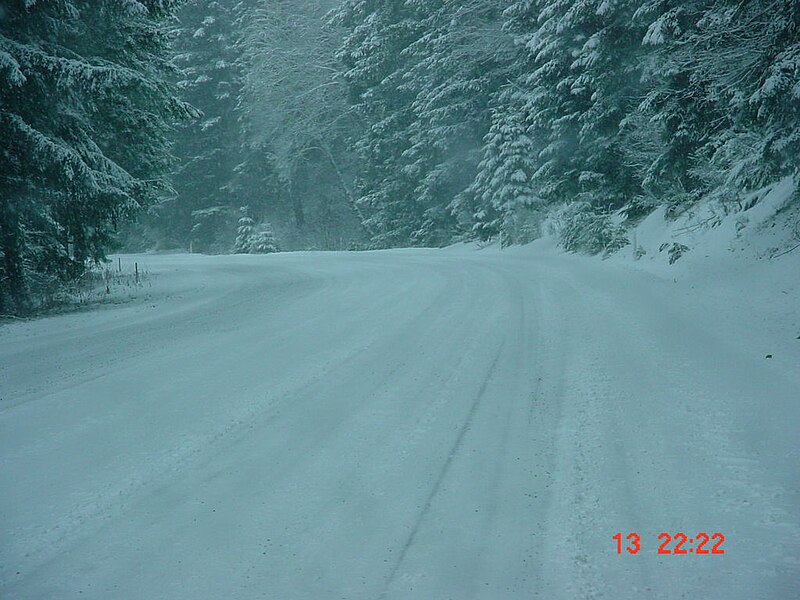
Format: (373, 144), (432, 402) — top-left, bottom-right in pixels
(0, 0), (194, 314)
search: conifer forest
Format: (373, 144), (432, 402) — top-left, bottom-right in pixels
(2, 1), (798, 312)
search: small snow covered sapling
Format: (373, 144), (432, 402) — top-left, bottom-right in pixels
(234, 207), (257, 254)
(234, 207), (279, 254)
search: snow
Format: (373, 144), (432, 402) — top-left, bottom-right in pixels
(1, 242), (798, 599)
(625, 176), (798, 267)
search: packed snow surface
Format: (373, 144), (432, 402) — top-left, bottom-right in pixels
(1, 245), (798, 599)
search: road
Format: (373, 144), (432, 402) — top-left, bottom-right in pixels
(1, 247), (798, 599)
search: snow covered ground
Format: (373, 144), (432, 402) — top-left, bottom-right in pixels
(1, 241), (798, 599)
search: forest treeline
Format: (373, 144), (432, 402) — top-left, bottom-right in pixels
(1, 0), (799, 314)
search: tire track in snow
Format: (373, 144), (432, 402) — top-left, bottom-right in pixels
(378, 338), (507, 599)
(0, 259), (461, 587)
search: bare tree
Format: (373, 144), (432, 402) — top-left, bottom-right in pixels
(237, 0), (369, 232)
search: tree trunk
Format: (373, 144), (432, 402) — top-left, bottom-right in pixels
(0, 199), (29, 314)
(321, 143), (376, 239)
(288, 174), (305, 229)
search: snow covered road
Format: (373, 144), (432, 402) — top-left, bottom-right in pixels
(1, 247), (798, 599)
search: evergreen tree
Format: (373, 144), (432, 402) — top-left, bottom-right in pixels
(232, 206), (278, 254)
(157, 0), (243, 247)
(233, 207), (256, 253)
(402, 0), (515, 245)
(630, 1), (800, 210)
(633, 1), (728, 208)
(333, 0), (513, 247)
(692, 1), (800, 195)
(0, 0), (192, 313)
(331, 0), (425, 247)
(499, 1), (646, 212)
(248, 223), (279, 254)
(467, 94), (540, 244)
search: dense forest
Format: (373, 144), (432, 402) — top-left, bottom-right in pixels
(1, 0), (798, 314)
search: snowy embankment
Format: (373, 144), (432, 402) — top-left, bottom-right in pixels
(1, 206), (798, 599)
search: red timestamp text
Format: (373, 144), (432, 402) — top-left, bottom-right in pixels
(613, 532), (725, 555)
